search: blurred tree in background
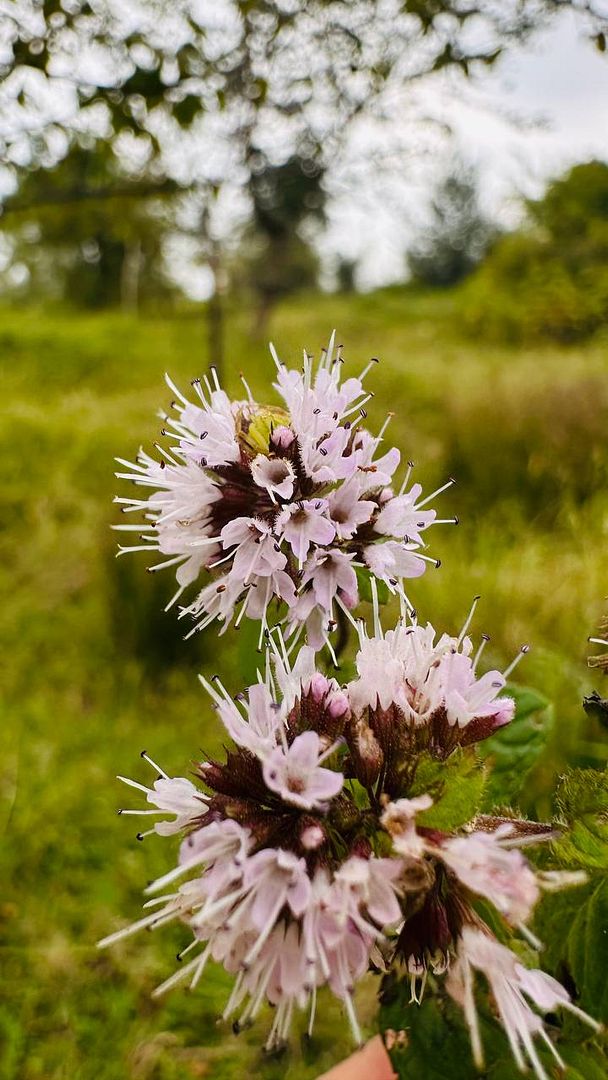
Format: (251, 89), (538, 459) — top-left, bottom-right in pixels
(1, 144), (177, 308)
(1, 1), (607, 359)
(408, 163), (495, 287)
(237, 155), (326, 332)
(461, 160), (608, 342)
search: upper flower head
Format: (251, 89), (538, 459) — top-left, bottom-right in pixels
(115, 333), (451, 651)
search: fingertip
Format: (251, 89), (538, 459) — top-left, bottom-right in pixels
(316, 1035), (396, 1080)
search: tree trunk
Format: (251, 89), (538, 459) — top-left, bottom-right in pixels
(120, 240), (142, 312)
(207, 242), (224, 379)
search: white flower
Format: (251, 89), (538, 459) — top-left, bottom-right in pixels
(349, 632), (410, 715)
(177, 384), (240, 468)
(237, 568), (297, 626)
(180, 573), (245, 635)
(263, 731), (344, 810)
(117, 751), (204, 838)
(381, 795), (433, 859)
(146, 778), (203, 836)
(449, 928), (601, 1080)
(165, 819), (252, 897)
(220, 517), (286, 582)
(284, 549), (359, 651)
(331, 856), (404, 927)
(352, 429), (401, 488)
(238, 922), (309, 1048)
(363, 540), (428, 586)
(272, 643), (318, 714)
(440, 829), (539, 924)
(275, 499), (336, 564)
(440, 652), (512, 729)
(202, 678), (284, 758)
(244, 848), (312, 925)
(374, 483), (437, 544)
(114, 450), (221, 603)
(302, 549), (358, 613)
(250, 453), (296, 501)
(327, 478), (376, 540)
(301, 424), (359, 484)
(273, 342), (366, 482)
(348, 614), (516, 747)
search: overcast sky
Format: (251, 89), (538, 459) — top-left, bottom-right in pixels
(327, 9), (608, 290)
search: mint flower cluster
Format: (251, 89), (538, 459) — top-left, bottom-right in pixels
(115, 333), (452, 654)
(103, 336), (600, 1079)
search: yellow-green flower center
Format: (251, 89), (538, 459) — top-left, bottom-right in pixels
(235, 403), (290, 456)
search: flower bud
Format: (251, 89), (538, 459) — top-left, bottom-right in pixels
(332, 794), (361, 832)
(328, 691), (349, 719)
(348, 716), (384, 788)
(349, 836), (372, 859)
(299, 820), (327, 851)
(310, 673), (331, 702)
(271, 424), (296, 450)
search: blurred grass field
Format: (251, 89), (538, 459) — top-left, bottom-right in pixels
(1, 287), (608, 1079)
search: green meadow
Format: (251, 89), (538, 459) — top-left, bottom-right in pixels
(1, 288), (607, 1079)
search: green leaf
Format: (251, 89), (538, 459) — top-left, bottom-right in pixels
(534, 875), (608, 1022)
(380, 976), (608, 1079)
(412, 749), (487, 830)
(552, 767), (608, 870)
(559, 1042), (608, 1079)
(478, 682), (553, 808)
(531, 769), (608, 1024)
(354, 565), (389, 605)
(504, 683), (551, 720)
(379, 992), (485, 1080)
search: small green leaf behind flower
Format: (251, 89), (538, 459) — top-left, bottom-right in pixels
(534, 766), (608, 1026)
(552, 766), (608, 871)
(411, 748), (487, 830)
(478, 683), (554, 810)
(355, 565), (390, 606)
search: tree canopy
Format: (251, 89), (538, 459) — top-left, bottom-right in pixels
(3, 2), (607, 183)
(461, 160), (608, 342)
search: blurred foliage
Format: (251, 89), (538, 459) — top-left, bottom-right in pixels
(336, 259), (358, 294)
(460, 161), (608, 342)
(1, 145), (177, 308)
(408, 164), (495, 287)
(1, 287), (607, 1077)
(2, 2), (607, 339)
(5, 1), (606, 171)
